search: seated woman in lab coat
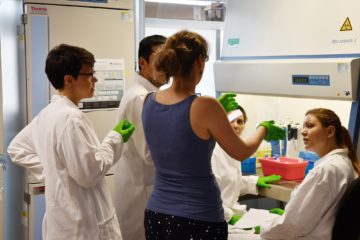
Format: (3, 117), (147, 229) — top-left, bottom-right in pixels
(7, 44), (135, 240)
(211, 105), (281, 226)
(260, 108), (360, 240)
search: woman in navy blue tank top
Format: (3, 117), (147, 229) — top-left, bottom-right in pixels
(142, 30), (285, 240)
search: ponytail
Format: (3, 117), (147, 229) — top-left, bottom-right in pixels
(341, 126), (360, 176)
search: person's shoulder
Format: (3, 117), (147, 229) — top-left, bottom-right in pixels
(194, 95), (219, 106)
(64, 107), (85, 124)
(322, 150), (352, 170)
(121, 89), (150, 109)
(307, 156), (348, 185)
(190, 96), (224, 127)
(63, 110), (91, 132)
(192, 95), (222, 113)
(38, 102), (84, 133)
(123, 81), (150, 98)
(50, 100), (85, 122)
(45, 99), (80, 118)
(128, 80), (147, 91)
(326, 154), (354, 178)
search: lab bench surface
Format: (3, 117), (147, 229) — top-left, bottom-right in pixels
(241, 167), (302, 203)
(258, 180), (300, 202)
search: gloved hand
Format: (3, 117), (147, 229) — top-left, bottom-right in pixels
(228, 214), (242, 225)
(113, 119), (135, 142)
(257, 120), (286, 142)
(254, 225), (261, 234)
(217, 93), (239, 113)
(257, 174), (282, 188)
(269, 208), (285, 216)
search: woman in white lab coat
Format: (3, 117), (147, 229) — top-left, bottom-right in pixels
(7, 44), (134, 240)
(211, 106), (259, 222)
(260, 108), (360, 240)
(212, 105), (280, 227)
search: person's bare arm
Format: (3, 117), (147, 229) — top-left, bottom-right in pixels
(190, 96), (266, 161)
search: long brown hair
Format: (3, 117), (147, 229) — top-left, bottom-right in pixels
(306, 108), (360, 175)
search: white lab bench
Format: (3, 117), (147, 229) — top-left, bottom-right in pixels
(258, 180), (299, 202)
(239, 168), (302, 207)
(256, 166), (301, 202)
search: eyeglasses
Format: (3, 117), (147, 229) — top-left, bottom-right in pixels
(78, 72), (96, 78)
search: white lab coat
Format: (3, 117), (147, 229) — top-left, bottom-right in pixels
(113, 73), (158, 240)
(8, 95), (123, 240)
(211, 144), (259, 222)
(260, 148), (358, 240)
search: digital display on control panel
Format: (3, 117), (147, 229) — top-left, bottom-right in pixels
(292, 75), (330, 86)
(293, 76), (309, 84)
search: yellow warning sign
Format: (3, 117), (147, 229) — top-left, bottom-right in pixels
(340, 17), (352, 31)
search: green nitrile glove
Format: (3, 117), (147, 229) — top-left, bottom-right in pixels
(254, 225), (261, 234)
(113, 119), (135, 142)
(269, 208), (285, 216)
(217, 93), (239, 113)
(257, 120), (286, 142)
(228, 214), (242, 225)
(257, 174), (282, 188)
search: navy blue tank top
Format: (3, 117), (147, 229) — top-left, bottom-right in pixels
(142, 92), (223, 222)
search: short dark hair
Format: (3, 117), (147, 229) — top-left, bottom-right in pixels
(45, 44), (95, 89)
(138, 35), (166, 70)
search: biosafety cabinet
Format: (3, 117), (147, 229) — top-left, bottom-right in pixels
(214, 0), (360, 156)
(19, 1), (135, 239)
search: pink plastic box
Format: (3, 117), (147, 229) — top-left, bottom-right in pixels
(259, 157), (309, 180)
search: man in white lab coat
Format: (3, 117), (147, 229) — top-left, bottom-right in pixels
(7, 44), (135, 240)
(114, 35), (167, 240)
